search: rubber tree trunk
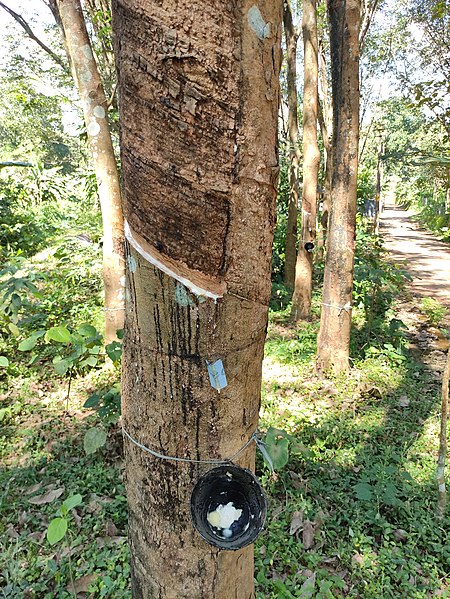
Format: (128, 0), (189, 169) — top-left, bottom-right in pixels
(291, 0), (320, 320)
(317, 38), (332, 261)
(283, 0), (302, 290)
(112, 1), (282, 597)
(316, 0), (361, 373)
(54, 0), (124, 343)
(437, 349), (450, 518)
(374, 137), (383, 235)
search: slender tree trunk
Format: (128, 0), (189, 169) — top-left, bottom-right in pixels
(291, 0), (320, 320)
(374, 137), (384, 235)
(54, 0), (124, 342)
(437, 349), (450, 518)
(317, 38), (332, 261)
(112, 1), (282, 596)
(316, 0), (361, 373)
(283, 0), (301, 290)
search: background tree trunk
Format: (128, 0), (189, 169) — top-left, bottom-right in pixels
(374, 136), (384, 234)
(283, 0), (302, 290)
(54, 0), (124, 342)
(291, 0), (320, 320)
(317, 37), (332, 260)
(316, 0), (361, 373)
(437, 349), (450, 518)
(112, 1), (282, 596)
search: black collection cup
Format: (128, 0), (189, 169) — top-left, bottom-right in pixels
(190, 464), (267, 550)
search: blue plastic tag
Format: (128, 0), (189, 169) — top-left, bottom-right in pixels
(206, 359), (227, 391)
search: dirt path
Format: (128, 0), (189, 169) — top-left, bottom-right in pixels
(379, 205), (450, 308)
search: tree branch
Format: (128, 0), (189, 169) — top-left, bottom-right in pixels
(359, 0), (380, 51)
(0, 1), (68, 72)
(0, 161), (33, 169)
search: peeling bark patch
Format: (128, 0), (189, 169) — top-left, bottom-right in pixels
(93, 105), (106, 119)
(87, 120), (100, 136)
(80, 69), (92, 84)
(81, 44), (93, 60)
(247, 6), (271, 39)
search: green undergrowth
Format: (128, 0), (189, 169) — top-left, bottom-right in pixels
(1, 302), (448, 597)
(256, 313), (449, 598)
(1, 228), (449, 597)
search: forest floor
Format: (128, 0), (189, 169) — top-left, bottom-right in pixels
(2, 209), (450, 597)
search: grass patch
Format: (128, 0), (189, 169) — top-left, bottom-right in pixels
(255, 317), (449, 598)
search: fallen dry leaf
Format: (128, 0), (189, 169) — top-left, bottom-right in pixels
(67, 573), (98, 594)
(271, 504), (284, 521)
(271, 570), (287, 583)
(289, 510), (303, 536)
(25, 482), (43, 495)
(6, 524), (19, 539)
(289, 471), (305, 489)
(398, 396), (410, 407)
(28, 531), (46, 544)
(73, 508), (82, 527)
(96, 535), (126, 548)
(302, 520), (315, 549)
(393, 529), (408, 542)
(299, 572), (316, 598)
(105, 520), (118, 537)
(301, 568), (314, 578)
(352, 553), (364, 566)
(28, 487), (64, 505)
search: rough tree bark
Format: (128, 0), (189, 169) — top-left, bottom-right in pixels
(374, 136), (384, 235)
(54, 0), (125, 342)
(316, 0), (361, 373)
(317, 37), (332, 260)
(437, 349), (450, 518)
(283, 0), (302, 290)
(112, 1), (282, 597)
(291, 0), (320, 320)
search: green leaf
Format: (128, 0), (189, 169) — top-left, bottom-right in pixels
(45, 326), (72, 344)
(83, 427), (107, 455)
(77, 323), (98, 338)
(116, 329), (124, 339)
(79, 356), (98, 368)
(106, 341), (122, 363)
(84, 393), (101, 408)
(265, 437), (290, 470)
(0, 356), (9, 367)
(46, 517), (68, 545)
(266, 427), (291, 443)
(18, 331), (45, 351)
(263, 427), (291, 470)
(53, 358), (71, 376)
(8, 322), (20, 337)
(382, 483), (399, 506)
(61, 494), (82, 513)
(354, 482), (373, 501)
